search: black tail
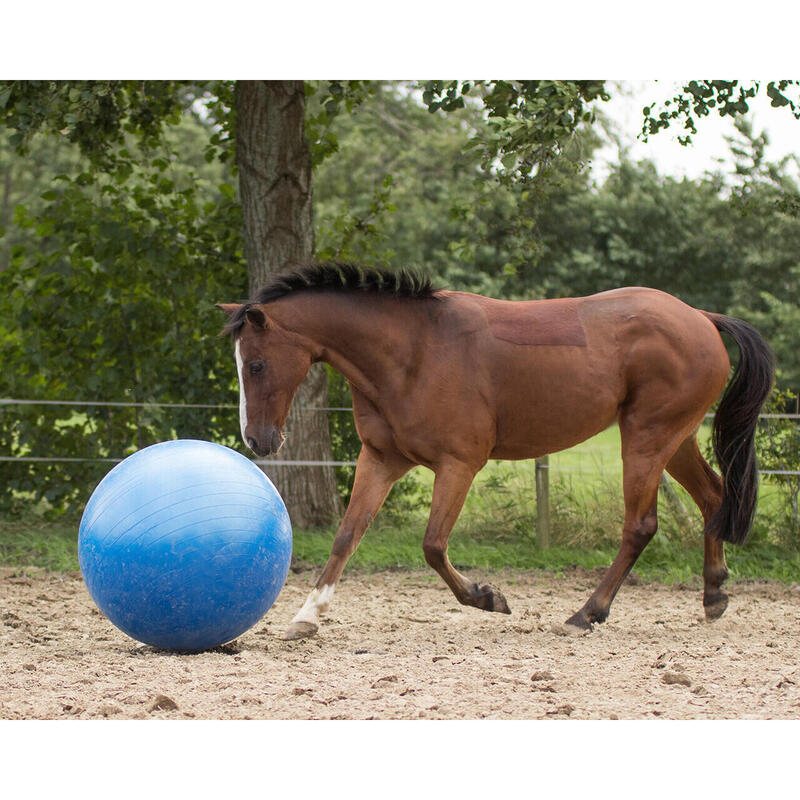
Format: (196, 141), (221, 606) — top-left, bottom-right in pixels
(703, 313), (775, 545)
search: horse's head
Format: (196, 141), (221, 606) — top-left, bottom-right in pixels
(217, 303), (313, 457)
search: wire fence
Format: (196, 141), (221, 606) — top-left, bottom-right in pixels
(1, 397), (799, 475)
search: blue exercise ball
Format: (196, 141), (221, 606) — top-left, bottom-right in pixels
(78, 439), (292, 652)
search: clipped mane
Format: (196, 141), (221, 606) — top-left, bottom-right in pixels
(223, 262), (439, 338)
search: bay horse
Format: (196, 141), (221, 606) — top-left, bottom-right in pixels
(217, 263), (774, 639)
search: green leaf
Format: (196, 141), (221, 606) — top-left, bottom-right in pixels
(35, 219), (55, 236)
(767, 82), (791, 108)
(501, 152), (518, 169)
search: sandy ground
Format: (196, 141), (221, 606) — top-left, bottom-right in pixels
(2, 565), (800, 720)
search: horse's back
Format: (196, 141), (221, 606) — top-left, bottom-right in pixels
(443, 286), (724, 358)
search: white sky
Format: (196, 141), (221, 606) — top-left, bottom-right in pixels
(591, 80), (800, 183)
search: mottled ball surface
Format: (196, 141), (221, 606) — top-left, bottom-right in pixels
(79, 440), (292, 652)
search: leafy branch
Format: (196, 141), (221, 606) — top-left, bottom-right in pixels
(642, 80), (800, 145)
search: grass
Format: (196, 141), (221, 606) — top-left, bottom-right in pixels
(0, 519), (83, 572)
(4, 513), (800, 586)
(3, 420), (797, 583)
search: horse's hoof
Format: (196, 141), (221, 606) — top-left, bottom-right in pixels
(476, 584), (511, 614)
(564, 611), (593, 631)
(703, 592), (729, 621)
(282, 621), (318, 640)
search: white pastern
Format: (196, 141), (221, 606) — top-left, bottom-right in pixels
(234, 339), (247, 445)
(291, 584), (336, 627)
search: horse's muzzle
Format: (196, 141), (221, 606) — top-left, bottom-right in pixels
(245, 426), (284, 457)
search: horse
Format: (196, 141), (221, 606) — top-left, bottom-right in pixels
(217, 262), (774, 640)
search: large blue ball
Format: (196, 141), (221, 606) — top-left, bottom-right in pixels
(78, 440), (292, 652)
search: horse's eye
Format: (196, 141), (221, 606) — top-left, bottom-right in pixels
(249, 361), (266, 376)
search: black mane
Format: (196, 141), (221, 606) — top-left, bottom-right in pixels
(223, 262), (439, 337)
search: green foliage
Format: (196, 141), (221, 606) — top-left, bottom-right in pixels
(0, 79), (390, 516)
(0, 110), (247, 514)
(304, 80), (373, 167)
(754, 390), (800, 546)
(1, 126), (83, 271)
(0, 80), (190, 167)
(643, 80), (800, 145)
(316, 174), (397, 263)
(324, 367), (359, 505)
(720, 120), (800, 388)
(736, 292), (800, 389)
(420, 80), (609, 182)
(314, 83), (489, 280)
(314, 83), (602, 298)
(541, 159), (742, 309)
(192, 81), (237, 166)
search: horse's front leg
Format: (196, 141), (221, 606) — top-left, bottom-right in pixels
(422, 458), (511, 614)
(282, 445), (412, 640)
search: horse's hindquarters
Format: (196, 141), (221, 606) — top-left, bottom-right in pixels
(487, 289), (730, 461)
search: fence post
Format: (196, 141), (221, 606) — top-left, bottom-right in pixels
(535, 455), (551, 548)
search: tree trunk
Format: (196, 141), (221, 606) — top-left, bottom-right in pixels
(235, 80), (343, 527)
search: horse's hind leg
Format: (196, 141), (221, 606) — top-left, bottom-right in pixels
(564, 459), (661, 630)
(282, 444), (412, 640)
(422, 458), (511, 614)
(666, 434), (728, 620)
(565, 415), (691, 631)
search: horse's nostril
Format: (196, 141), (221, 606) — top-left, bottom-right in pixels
(246, 436), (258, 452)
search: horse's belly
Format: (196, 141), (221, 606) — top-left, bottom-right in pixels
(488, 351), (622, 460)
(490, 408), (619, 460)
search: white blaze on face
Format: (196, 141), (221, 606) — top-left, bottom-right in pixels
(234, 339), (248, 445)
(290, 584), (336, 628)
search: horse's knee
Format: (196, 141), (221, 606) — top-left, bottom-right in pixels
(640, 512), (658, 538)
(422, 541), (445, 570)
(625, 511), (658, 549)
(330, 529), (355, 558)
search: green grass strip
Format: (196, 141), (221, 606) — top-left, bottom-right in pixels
(3, 517), (800, 585)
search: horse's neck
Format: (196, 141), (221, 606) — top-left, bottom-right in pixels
(269, 293), (419, 401)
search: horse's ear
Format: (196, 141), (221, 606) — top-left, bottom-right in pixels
(245, 306), (271, 330)
(215, 303), (242, 318)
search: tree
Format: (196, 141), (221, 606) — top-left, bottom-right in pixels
(722, 119), (800, 391)
(0, 79), (358, 525)
(0, 137), (245, 513)
(235, 80), (341, 524)
(642, 80), (800, 144)
(314, 82), (605, 297)
(420, 80), (610, 182)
